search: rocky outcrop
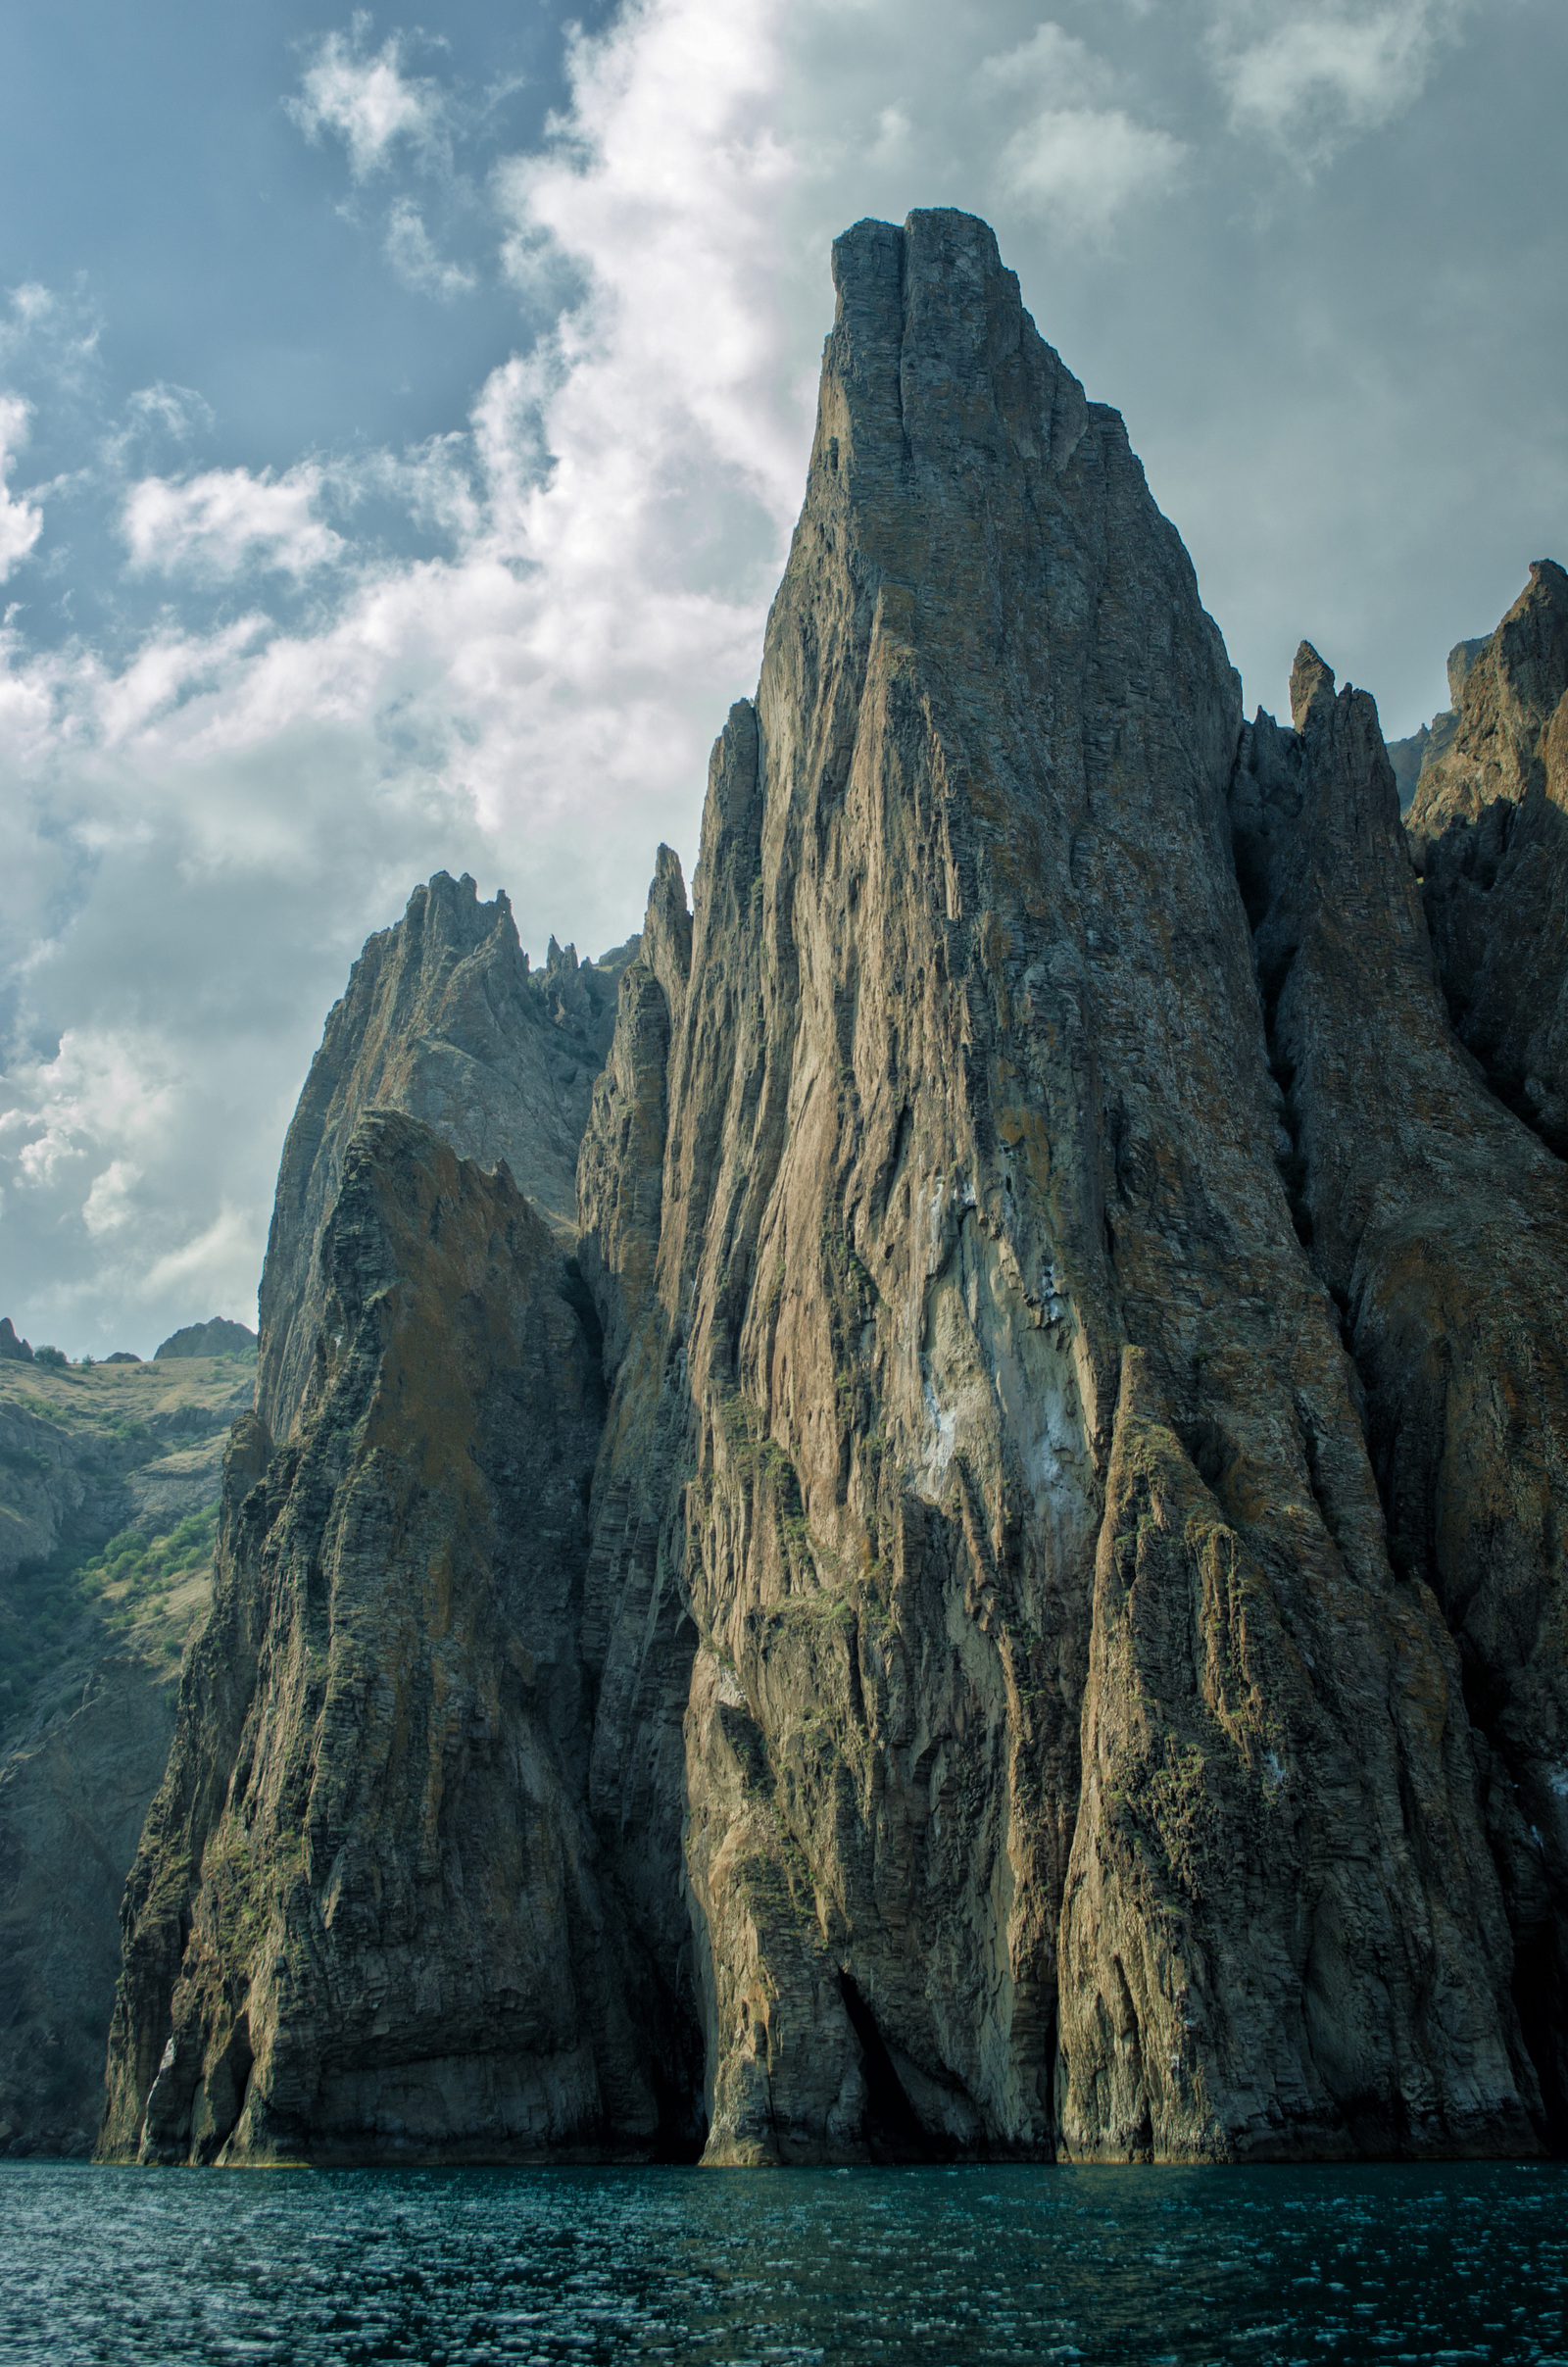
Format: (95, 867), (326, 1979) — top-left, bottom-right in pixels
(101, 208), (1568, 2170)
(155, 1320), (257, 1360)
(101, 1111), (699, 2165)
(256, 871), (630, 1444)
(1232, 643), (1568, 2141)
(1408, 564), (1568, 1149)
(0, 1320), (32, 1364)
(572, 210), (1541, 2163)
(1386, 636), (1491, 810)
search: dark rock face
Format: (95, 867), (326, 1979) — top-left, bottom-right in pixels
(101, 210), (1568, 2169)
(257, 871), (630, 1446)
(0, 1653), (188, 2154)
(1232, 643), (1568, 2143)
(0, 1321), (32, 1364)
(1407, 563), (1568, 1151)
(102, 1112), (699, 2165)
(154, 1320), (257, 1360)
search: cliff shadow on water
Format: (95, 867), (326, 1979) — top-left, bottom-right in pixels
(96, 210), (1568, 2169)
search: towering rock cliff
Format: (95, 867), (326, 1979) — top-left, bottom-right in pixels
(258, 870), (628, 1443)
(102, 1112), (698, 2164)
(101, 209), (1567, 2167)
(576, 210), (1542, 2164)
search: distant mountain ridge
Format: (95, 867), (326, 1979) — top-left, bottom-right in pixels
(154, 1320), (258, 1361)
(0, 1350), (257, 2153)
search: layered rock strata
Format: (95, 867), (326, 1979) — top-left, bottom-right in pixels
(102, 208), (1568, 2168)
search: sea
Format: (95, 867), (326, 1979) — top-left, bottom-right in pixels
(1, 2160), (1564, 2366)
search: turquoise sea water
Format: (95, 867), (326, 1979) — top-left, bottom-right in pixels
(2, 2161), (1565, 2366)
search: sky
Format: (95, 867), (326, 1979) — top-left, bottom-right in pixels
(1, 0), (1565, 1358)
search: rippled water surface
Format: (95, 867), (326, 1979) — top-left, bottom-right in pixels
(3, 2160), (1566, 2366)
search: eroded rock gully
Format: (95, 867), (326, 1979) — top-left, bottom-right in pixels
(100, 210), (1568, 2167)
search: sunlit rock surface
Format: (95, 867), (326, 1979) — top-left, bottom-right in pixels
(100, 211), (1567, 2167)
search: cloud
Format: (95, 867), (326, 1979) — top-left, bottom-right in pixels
(1211, 1), (1469, 158)
(82, 1157), (141, 1238)
(121, 465), (343, 580)
(136, 1202), (260, 1316)
(3, 0), (808, 1350)
(112, 382), (216, 459)
(999, 109), (1186, 226)
(288, 13), (450, 180)
(384, 198), (477, 298)
(0, 0), (1549, 1357)
(0, 280), (102, 393)
(0, 397), (42, 582)
(1, 1026), (173, 1309)
(971, 23), (1186, 230)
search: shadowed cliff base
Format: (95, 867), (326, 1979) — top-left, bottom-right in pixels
(98, 210), (1568, 2167)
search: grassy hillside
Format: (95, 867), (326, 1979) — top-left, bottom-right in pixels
(0, 1352), (253, 1735)
(0, 1350), (257, 2153)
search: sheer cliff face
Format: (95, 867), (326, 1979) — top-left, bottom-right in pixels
(1407, 561), (1568, 1152)
(1233, 649), (1568, 2142)
(103, 1111), (697, 2165)
(103, 209), (1566, 2173)
(578, 212), (1539, 2163)
(258, 871), (626, 1445)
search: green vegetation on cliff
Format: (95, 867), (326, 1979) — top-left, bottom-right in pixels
(0, 1351), (252, 1733)
(0, 1348), (254, 2156)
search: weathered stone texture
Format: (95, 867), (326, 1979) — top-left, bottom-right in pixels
(576, 210), (1541, 2162)
(258, 871), (628, 1443)
(99, 208), (1568, 2171)
(1232, 642), (1568, 2141)
(102, 1111), (698, 2164)
(1407, 562), (1568, 1150)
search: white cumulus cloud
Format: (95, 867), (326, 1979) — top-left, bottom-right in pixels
(1211, 0), (1470, 158)
(974, 23), (1187, 230)
(121, 464), (343, 580)
(288, 13), (450, 180)
(384, 198), (477, 298)
(999, 108), (1186, 226)
(82, 1157), (142, 1239)
(0, 396), (43, 582)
